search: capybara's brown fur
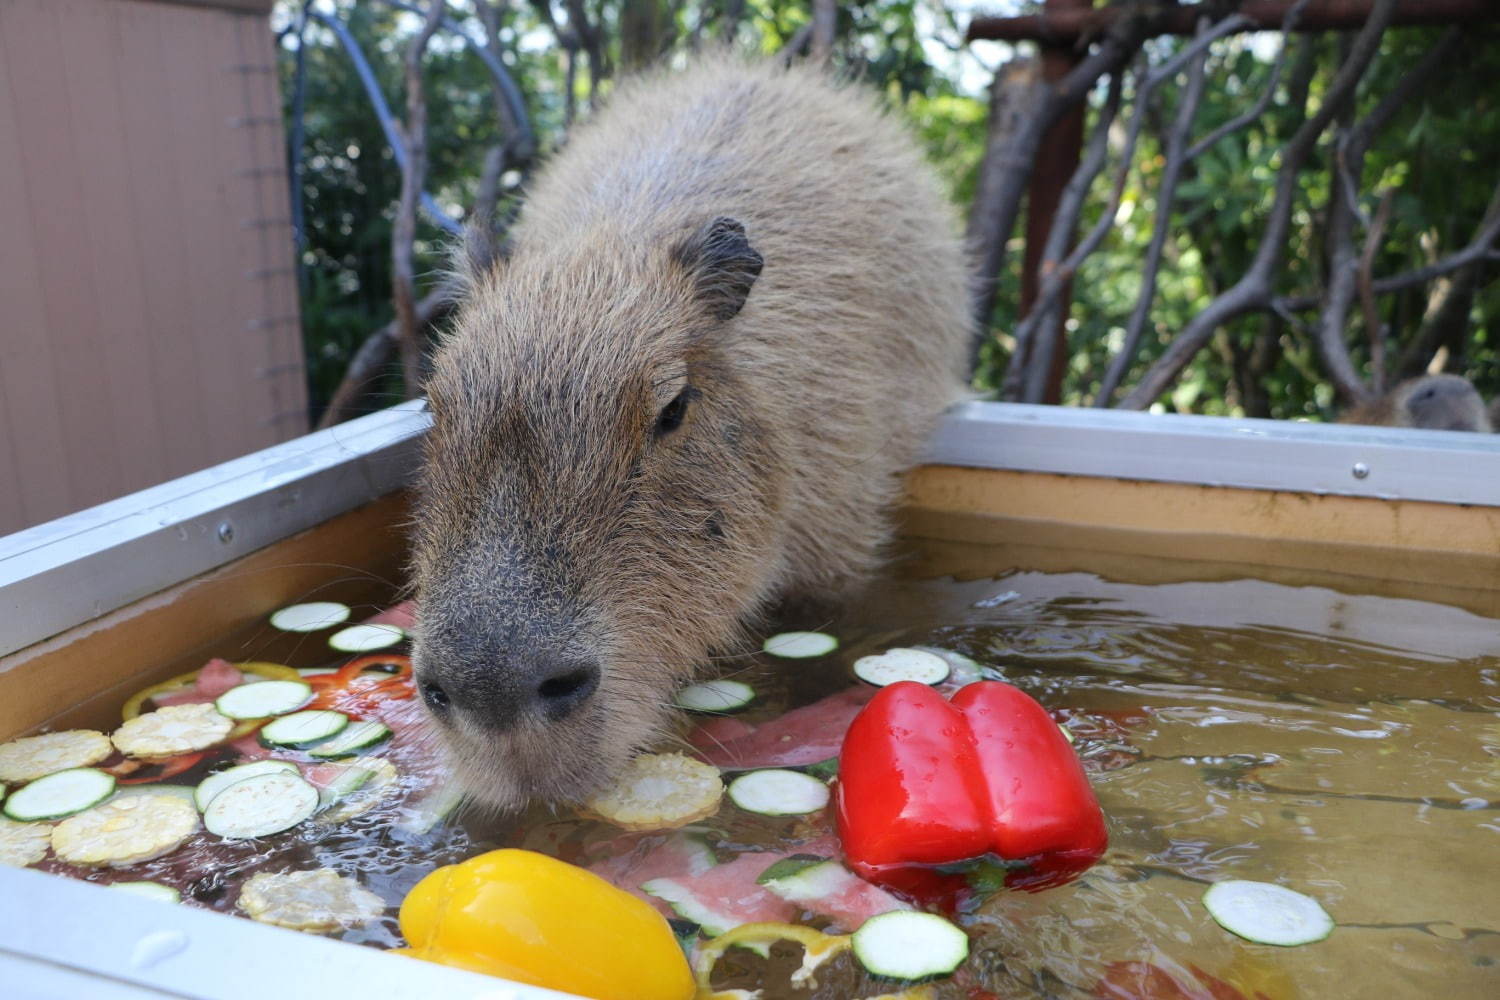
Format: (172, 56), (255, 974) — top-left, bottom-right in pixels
(1339, 374), (1491, 432)
(409, 58), (971, 808)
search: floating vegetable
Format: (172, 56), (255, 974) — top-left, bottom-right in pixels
(52, 792), (198, 867)
(761, 631), (838, 658)
(0, 730), (112, 784)
(727, 769), (829, 816)
(836, 681), (1107, 897)
(675, 679), (756, 713)
(1202, 879), (1334, 946)
(3, 767), (116, 821)
(398, 848), (694, 1000)
(0, 817), (53, 867)
(240, 868), (384, 932)
(328, 623), (405, 653)
(112, 703), (233, 758)
(269, 602), (351, 632)
(852, 648), (950, 687)
(585, 753), (723, 831)
(110, 881), (181, 903)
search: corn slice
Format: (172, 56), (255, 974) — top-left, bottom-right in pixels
(584, 752), (724, 831)
(52, 793), (199, 867)
(112, 704), (233, 758)
(0, 730), (112, 783)
(238, 869), (386, 932)
(0, 817), (54, 867)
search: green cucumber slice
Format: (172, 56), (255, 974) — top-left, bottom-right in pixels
(110, 881), (181, 903)
(3, 768), (116, 822)
(203, 771), (319, 839)
(726, 769), (829, 816)
(761, 631), (838, 659)
(194, 760), (299, 812)
(269, 602), (350, 632)
(853, 648), (950, 687)
(674, 679), (756, 713)
(851, 911), (969, 980)
(306, 721), (391, 759)
(1202, 879), (1334, 946)
(259, 710), (349, 749)
(327, 624), (405, 652)
(214, 680), (313, 720)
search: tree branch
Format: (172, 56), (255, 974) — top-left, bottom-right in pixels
(1119, 0), (1397, 410)
(308, 7), (461, 235)
(1358, 188), (1395, 393)
(1184, 0), (1310, 161)
(1095, 15), (1214, 407)
(315, 289), (457, 430)
(1002, 13), (1249, 397)
(810, 0), (837, 65)
(1002, 70), (1125, 402)
(391, 0), (446, 399)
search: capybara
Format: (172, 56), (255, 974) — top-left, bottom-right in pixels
(409, 58), (971, 808)
(1339, 374), (1491, 432)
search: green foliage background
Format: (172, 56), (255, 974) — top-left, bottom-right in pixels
(276, 2), (1499, 424)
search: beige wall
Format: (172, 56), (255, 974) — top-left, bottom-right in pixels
(0, 0), (305, 535)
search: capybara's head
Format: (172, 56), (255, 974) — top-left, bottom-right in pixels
(410, 217), (780, 807)
(1396, 374), (1491, 432)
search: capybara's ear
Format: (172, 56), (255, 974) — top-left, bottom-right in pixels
(672, 216), (764, 322)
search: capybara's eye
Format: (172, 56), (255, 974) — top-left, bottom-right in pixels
(655, 387), (692, 437)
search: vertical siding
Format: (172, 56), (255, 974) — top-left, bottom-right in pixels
(0, 0), (305, 535)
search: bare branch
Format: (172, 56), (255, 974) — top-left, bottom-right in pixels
(1395, 178), (1500, 375)
(391, 0), (446, 400)
(309, 8), (462, 234)
(1095, 15), (1214, 407)
(1358, 188), (1395, 393)
(1003, 13), (1249, 395)
(1119, 0), (1398, 410)
(810, 0), (837, 65)
(564, 0), (605, 106)
(969, 9), (1161, 345)
(1001, 70), (1124, 402)
(1184, 0), (1310, 161)
(315, 289), (457, 429)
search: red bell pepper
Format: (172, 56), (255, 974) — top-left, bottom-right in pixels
(835, 680), (1107, 897)
(308, 654), (415, 714)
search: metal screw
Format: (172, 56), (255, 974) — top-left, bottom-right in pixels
(217, 521), (235, 544)
(1351, 462), (1370, 480)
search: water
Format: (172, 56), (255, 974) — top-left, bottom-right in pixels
(26, 567), (1500, 998)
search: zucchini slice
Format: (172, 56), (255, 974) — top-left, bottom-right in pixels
(674, 679), (756, 713)
(52, 792), (199, 867)
(3, 768), (116, 822)
(727, 769), (829, 816)
(194, 760), (299, 812)
(0, 816), (54, 867)
(852, 648), (951, 687)
(238, 869), (385, 932)
(0, 730), (113, 784)
(851, 911), (969, 980)
(269, 602), (350, 632)
(203, 771), (319, 839)
(911, 645), (986, 685)
(306, 721), (391, 759)
(112, 703), (234, 758)
(214, 680), (313, 720)
(259, 710), (349, 749)
(327, 623), (405, 652)
(1202, 879), (1334, 946)
(761, 631), (838, 659)
(110, 881), (181, 903)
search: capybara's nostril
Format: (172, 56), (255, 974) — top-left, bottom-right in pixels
(421, 680), (451, 714)
(535, 661), (600, 721)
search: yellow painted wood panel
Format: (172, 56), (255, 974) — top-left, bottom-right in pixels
(0, 0), (305, 535)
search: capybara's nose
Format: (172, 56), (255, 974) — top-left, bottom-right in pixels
(419, 649), (600, 729)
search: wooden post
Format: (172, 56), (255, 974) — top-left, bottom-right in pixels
(1021, 0), (1091, 404)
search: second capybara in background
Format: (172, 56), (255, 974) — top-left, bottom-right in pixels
(408, 57), (973, 807)
(1339, 374), (1492, 433)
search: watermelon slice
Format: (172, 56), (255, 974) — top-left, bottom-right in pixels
(757, 855), (911, 933)
(692, 687), (875, 770)
(642, 852), (798, 935)
(365, 600), (418, 631)
(152, 658), (246, 707)
(588, 832), (718, 917)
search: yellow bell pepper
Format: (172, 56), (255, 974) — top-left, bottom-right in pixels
(397, 848), (694, 1000)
